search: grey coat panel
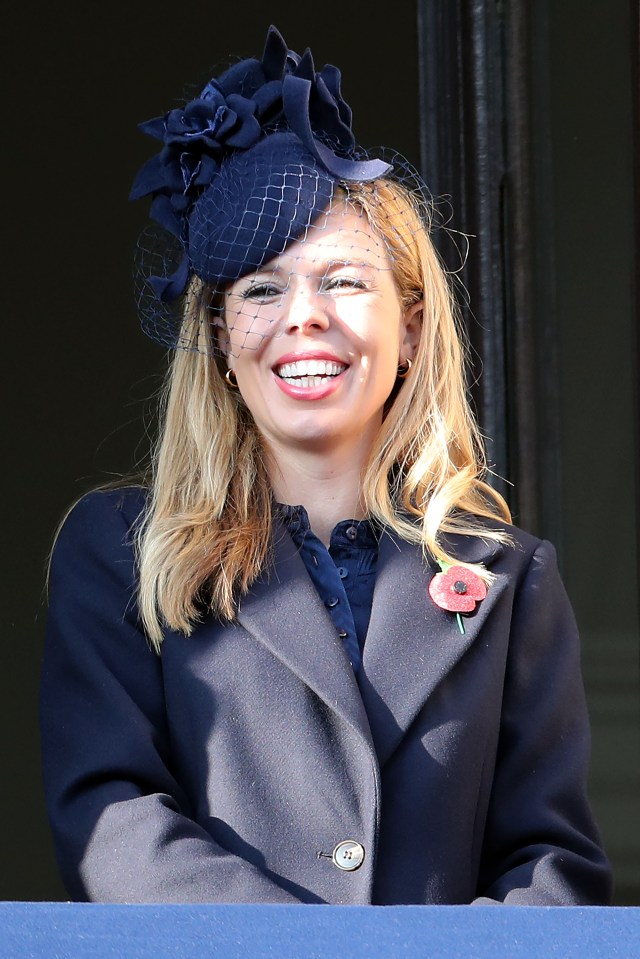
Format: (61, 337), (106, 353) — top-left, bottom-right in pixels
(40, 488), (612, 904)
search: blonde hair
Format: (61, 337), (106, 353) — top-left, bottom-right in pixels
(137, 178), (511, 649)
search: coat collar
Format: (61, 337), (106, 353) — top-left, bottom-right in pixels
(236, 515), (374, 746)
(359, 525), (508, 766)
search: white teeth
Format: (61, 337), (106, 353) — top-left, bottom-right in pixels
(280, 375), (336, 387)
(277, 360), (346, 379)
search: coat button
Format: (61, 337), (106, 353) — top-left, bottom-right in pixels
(332, 840), (365, 871)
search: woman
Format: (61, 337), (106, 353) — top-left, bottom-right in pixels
(41, 27), (611, 905)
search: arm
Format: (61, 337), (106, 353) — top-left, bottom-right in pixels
(40, 489), (301, 903)
(474, 540), (612, 905)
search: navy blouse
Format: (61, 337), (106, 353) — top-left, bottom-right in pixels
(278, 504), (378, 672)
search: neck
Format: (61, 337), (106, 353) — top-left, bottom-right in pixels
(266, 437), (373, 546)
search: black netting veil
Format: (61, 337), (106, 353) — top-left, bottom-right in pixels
(133, 145), (437, 359)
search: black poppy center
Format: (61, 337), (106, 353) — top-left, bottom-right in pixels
(453, 580), (468, 594)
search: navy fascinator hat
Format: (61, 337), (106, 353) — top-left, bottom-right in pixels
(131, 25), (417, 351)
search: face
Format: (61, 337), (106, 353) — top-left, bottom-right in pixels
(222, 205), (421, 461)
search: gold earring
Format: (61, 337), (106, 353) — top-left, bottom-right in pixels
(397, 358), (412, 379)
(225, 368), (239, 388)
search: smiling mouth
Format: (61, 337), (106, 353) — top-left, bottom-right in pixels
(275, 359), (348, 387)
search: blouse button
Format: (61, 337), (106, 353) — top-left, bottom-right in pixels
(337, 567), (348, 579)
(326, 597), (339, 608)
(345, 526), (358, 541)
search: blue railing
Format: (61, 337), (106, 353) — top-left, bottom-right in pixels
(1, 903), (638, 958)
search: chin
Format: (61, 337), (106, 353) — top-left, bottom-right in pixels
(282, 426), (346, 450)
(278, 413), (380, 453)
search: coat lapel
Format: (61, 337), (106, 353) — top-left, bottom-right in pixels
(237, 517), (373, 745)
(359, 527), (508, 767)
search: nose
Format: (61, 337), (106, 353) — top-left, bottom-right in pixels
(283, 283), (330, 335)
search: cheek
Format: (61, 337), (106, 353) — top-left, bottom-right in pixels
(232, 354), (263, 395)
(365, 316), (404, 370)
(225, 306), (279, 357)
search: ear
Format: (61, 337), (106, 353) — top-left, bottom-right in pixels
(400, 300), (423, 361)
(211, 309), (231, 359)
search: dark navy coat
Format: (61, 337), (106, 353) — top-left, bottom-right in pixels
(40, 488), (611, 904)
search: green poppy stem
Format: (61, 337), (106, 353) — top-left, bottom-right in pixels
(456, 613), (465, 635)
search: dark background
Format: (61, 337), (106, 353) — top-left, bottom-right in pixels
(3, 0), (638, 903)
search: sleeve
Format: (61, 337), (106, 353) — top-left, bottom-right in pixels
(40, 490), (301, 904)
(473, 539), (613, 905)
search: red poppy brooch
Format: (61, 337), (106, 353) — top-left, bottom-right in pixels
(428, 560), (487, 634)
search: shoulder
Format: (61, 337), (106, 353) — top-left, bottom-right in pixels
(51, 486), (149, 588)
(437, 515), (573, 618)
(461, 517), (572, 623)
(484, 518), (560, 580)
(44, 487), (161, 709)
(56, 485), (148, 547)
(440, 511), (549, 573)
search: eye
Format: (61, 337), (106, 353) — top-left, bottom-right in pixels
(323, 275), (367, 292)
(240, 281), (285, 302)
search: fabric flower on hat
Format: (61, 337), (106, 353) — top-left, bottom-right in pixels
(129, 90), (263, 235)
(429, 561), (487, 634)
(129, 27), (361, 237)
(130, 24), (393, 326)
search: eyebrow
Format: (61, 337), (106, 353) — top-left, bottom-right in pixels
(322, 258), (384, 270)
(244, 256), (385, 280)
